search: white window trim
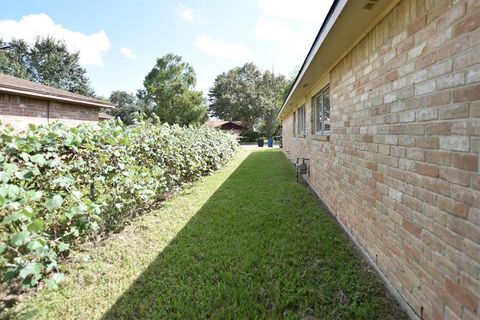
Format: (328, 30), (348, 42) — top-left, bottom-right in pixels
(297, 105), (306, 137)
(312, 85), (330, 136)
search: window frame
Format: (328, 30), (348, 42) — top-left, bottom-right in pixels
(312, 85), (331, 135)
(292, 111), (296, 136)
(297, 105), (306, 137)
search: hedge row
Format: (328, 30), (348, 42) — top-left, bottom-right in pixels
(0, 120), (238, 289)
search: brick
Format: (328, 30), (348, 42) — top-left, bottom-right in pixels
(415, 80), (436, 96)
(416, 107), (438, 121)
(461, 272), (480, 302)
(415, 51), (437, 69)
(399, 111), (416, 122)
(445, 277), (478, 312)
(453, 153), (478, 171)
(384, 92), (397, 103)
(416, 136), (439, 149)
(437, 3), (466, 30)
(462, 238), (480, 262)
(454, 12), (480, 37)
(408, 42), (427, 60)
(416, 162), (439, 177)
(403, 219), (422, 238)
(439, 135), (470, 151)
(454, 47), (480, 70)
(406, 148), (425, 161)
(438, 195), (469, 218)
(439, 36), (470, 60)
(440, 167), (471, 187)
(436, 72), (465, 90)
(425, 121), (451, 134)
(426, 91), (451, 106)
(466, 65), (480, 84)
(408, 16), (427, 36)
(451, 184), (479, 208)
(451, 119), (480, 135)
(428, 59), (453, 78)
(423, 176), (451, 196)
(438, 103), (470, 119)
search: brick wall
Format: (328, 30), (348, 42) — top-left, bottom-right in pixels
(0, 93), (100, 131)
(282, 0), (480, 319)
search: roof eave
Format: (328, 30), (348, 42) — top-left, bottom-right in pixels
(277, 0), (346, 121)
(0, 86), (114, 109)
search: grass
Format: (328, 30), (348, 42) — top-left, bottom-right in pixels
(12, 149), (406, 319)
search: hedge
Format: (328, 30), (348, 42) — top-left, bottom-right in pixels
(0, 119), (238, 289)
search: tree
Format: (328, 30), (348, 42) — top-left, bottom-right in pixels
(208, 63), (286, 136)
(138, 53), (207, 126)
(0, 37), (95, 96)
(108, 91), (143, 125)
(260, 71), (287, 137)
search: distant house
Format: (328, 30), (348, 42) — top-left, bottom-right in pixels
(278, 1), (480, 319)
(0, 74), (113, 131)
(204, 120), (246, 135)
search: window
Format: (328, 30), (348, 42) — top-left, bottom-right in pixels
(293, 111), (296, 136)
(297, 105), (306, 136)
(312, 85), (330, 135)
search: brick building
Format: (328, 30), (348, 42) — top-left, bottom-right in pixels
(278, 0), (480, 319)
(0, 73), (113, 131)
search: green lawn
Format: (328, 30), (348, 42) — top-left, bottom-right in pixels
(13, 149), (406, 319)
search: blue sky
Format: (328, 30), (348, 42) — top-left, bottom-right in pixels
(0, 0), (333, 98)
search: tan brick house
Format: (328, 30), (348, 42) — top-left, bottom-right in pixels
(0, 74), (113, 131)
(278, 0), (480, 319)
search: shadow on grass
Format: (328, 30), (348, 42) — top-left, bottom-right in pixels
(102, 150), (406, 320)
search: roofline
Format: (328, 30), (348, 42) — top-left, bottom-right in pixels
(277, 0), (346, 120)
(0, 85), (113, 109)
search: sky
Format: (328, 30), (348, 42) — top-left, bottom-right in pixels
(0, 0), (334, 98)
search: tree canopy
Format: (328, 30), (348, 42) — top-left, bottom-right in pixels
(0, 37), (95, 97)
(108, 91), (144, 125)
(208, 63), (286, 136)
(138, 53), (207, 126)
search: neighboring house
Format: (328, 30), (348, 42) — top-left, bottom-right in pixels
(0, 74), (113, 131)
(204, 120), (246, 135)
(278, 1), (479, 319)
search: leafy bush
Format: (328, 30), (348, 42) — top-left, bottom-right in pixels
(239, 130), (262, 142)
(0, 119), (238, 289)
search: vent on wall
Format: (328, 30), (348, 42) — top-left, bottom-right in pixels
(363, 0), (379, 10)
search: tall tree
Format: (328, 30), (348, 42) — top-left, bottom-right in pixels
(208, 63), (286, 135)
(108, 91), (143, 125)
(260, 71), (287, 137)
(0, 37), (95, 96)
(138, 53), (207, 126)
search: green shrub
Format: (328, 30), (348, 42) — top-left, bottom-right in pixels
(239, 130), (261, 142)
(0, 119), (238, 289)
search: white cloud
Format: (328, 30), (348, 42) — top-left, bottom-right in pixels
(259, 0), (332, 23)
(0, 13), (111, 66)
(254, 17), (301, 49)
(194, 34), (254, 62)
(120, 47), (135, 59)
(179, 2), (201, 22)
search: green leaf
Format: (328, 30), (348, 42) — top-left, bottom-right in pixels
(19, 262), (42, 279)
(57, 242), (69, 252)
(0, 242), (7, 254)
(10, 230), (31, 247)
(31, 154), (47, 166)
(44, 195), (64, 211)
(3, 212), (27, 224)
(53, 177), (73, 188)
(28, 219), (45, 232)
(27, 240), (43, 252)
(45, 273), (64, 290)
(15, 169), (35, 180)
